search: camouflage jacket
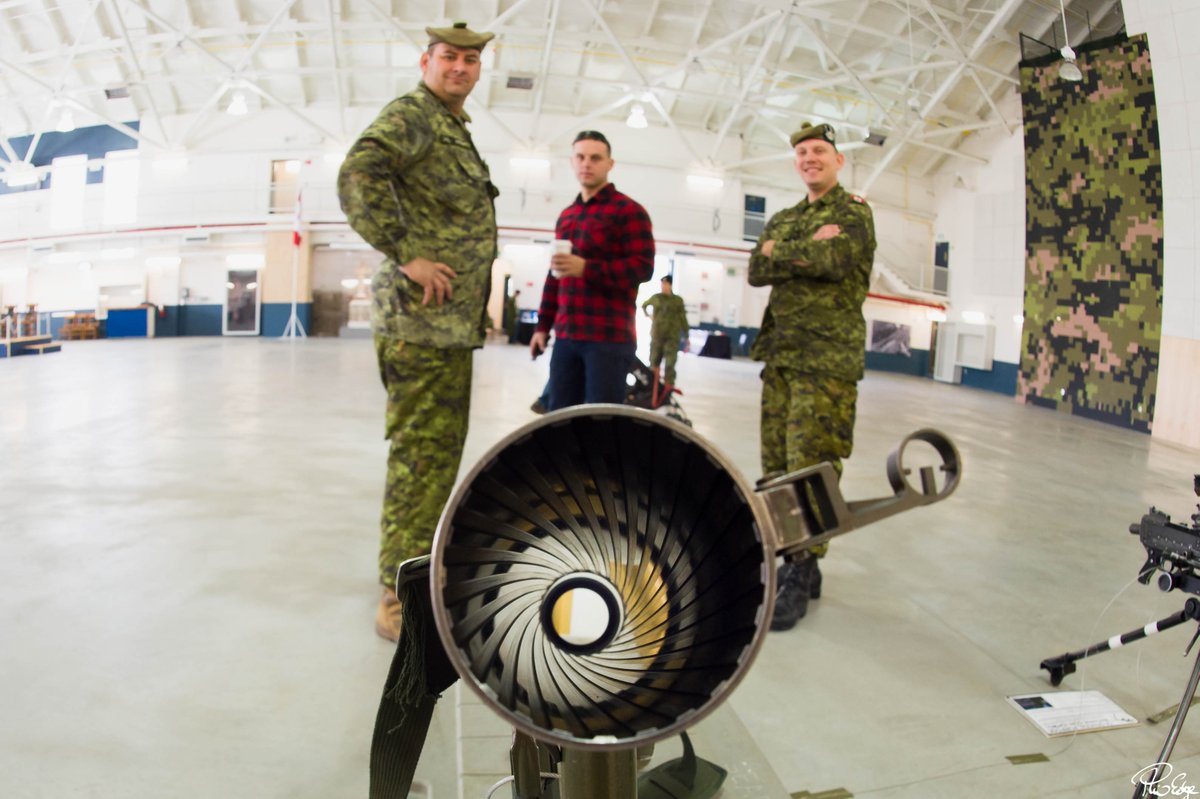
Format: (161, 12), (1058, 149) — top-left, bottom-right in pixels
(748, 183), (875, 381)
(337, 82), (499, 348)
(642, 293), (689, 340)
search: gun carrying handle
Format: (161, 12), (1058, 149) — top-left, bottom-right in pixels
(758, 427), (961, 558)
(886, 428), (961, 502)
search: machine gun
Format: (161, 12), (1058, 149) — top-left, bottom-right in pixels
(1038, 476), (1200, 799)
(372, 406), (961, 799)
(1132, 478), (1200, 595)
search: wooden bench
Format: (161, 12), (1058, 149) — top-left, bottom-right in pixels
(61, 313), (99, 340)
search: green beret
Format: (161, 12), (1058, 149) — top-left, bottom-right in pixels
(426, 21), (494, 50)
(790, 123), (837, 148)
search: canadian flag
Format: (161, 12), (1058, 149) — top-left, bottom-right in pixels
(292, 189), (303, 247)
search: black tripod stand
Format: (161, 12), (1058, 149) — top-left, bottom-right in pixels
(1039, 477), (1200, 799)
(1040, 598), (1200, 799)
(1040, 598), (1200, 687)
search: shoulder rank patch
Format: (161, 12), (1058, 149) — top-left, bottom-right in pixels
(850, 194), (867, 204)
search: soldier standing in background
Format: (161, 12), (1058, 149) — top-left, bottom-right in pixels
(504, 289), (520, 343)
(642, 274), (689, 388)
(748, 122), (876, 632)
(337, 21), (498, 641)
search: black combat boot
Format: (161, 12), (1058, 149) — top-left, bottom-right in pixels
(770, 557), (817, 631)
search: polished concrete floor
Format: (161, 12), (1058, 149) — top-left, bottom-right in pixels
(2, 336), (1199, 798)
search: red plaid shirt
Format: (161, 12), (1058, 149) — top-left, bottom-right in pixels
(535, 183), (655, 343)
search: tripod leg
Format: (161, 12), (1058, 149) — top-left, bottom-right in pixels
(1041, 609), (1193, 686)
(1132, 639), (1200, 799)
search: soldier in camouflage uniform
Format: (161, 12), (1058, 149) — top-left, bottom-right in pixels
(337, 21), (498, 641)
(748, 122), (876, 632)
(642, 275), (689, 386)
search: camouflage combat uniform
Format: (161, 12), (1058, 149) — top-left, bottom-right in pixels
(338, 81), (498, 588)
(749, 182), (875, 496)
(642, 292), (689, 385)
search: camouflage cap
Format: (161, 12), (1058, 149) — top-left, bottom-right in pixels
(790, 122), (837, 148)
(426, 21), (494, 50)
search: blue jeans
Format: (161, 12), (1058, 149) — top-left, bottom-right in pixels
(547, 338), (635, 410)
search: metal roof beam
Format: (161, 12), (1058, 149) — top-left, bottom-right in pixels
(907, 138), (988, 163)
(326, 0), (345, 140)
(916, 119), (1005, 138)
(21, 0), (105, 160)
(168, 0), (340, 150)
(861, 0), (1025, 194)
(101, 0), (167, 135)
(707, 21), (779, 160)
(790, 13), (904, 131)
(0, 54), (165, 149)
(486, 0), (541, 31)
(359, 0), (423, 50)
(574, 0), (706, 162)
(525, 0), (563, 144)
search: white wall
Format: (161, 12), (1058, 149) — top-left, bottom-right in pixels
(0, 101), (940, 328)
(1123, 1), (1200, 343)
(1123, 0), (1200, 449)
(932, 122), (1027, 364)
(928, 7), (1200, 448)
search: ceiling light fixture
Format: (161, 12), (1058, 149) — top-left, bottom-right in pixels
(1057, 0), (1083, 82)
(626, 103), (648, 130)
(226, 90), (249, 116)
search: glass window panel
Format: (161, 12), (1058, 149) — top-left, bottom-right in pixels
(50, 154), (88, 230)
(103, 150), (140, 225)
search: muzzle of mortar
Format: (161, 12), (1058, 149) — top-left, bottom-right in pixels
(428, 405), (960, 751)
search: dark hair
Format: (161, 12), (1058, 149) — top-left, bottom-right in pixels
(573, 130), (611, 154)
(661, 275), (673, 284)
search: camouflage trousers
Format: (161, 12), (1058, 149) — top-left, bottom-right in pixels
(760, 365), (858, 556)
(375, 337), (473, 588)
(648, 334), (681, 385)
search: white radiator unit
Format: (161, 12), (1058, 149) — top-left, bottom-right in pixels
(933, 322), (995, 383)
(181, 228), (211, 245)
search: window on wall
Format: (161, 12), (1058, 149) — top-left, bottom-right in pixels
(50, 154), (88, 230)
(743, 194), (766, 242)
(270, 159), (301, 214)
(934, 241), (949, 294)
(103, 150), (140, 225)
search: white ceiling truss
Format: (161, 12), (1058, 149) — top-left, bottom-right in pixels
(0, 0), (1127, 188)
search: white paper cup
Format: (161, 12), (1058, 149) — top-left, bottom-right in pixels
(552, 239), (572, 255)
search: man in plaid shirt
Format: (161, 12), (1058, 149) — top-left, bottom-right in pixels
(530, 130), (656, 409)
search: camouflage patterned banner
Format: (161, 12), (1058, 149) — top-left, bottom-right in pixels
(1019, 35), (1162, 433)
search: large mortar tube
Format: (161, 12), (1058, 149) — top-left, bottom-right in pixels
(429, 406), (960, 754)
